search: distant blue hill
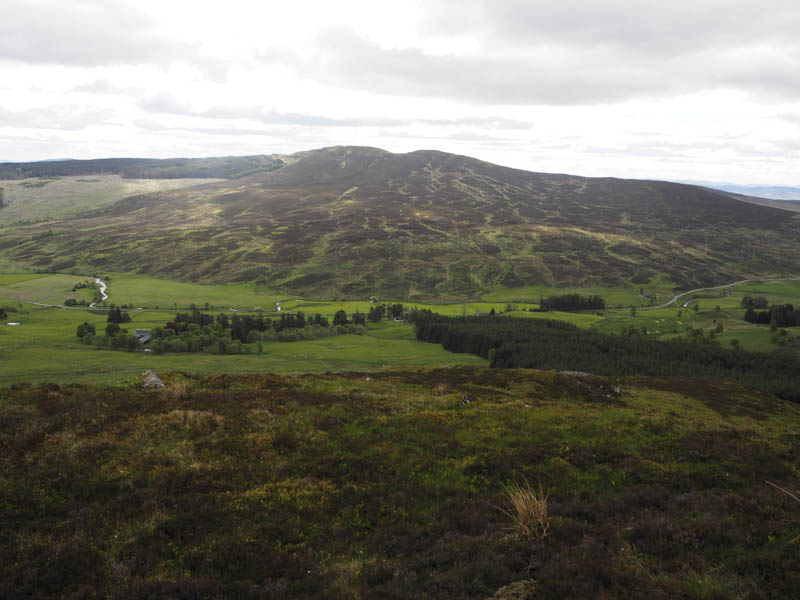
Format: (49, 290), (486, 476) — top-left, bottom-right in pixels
(682, 180), (800, 201)
(0, 158), (72, 163)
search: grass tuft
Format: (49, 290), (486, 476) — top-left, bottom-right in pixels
(162, 382), (189, 400)
(499, 479), (550, 540)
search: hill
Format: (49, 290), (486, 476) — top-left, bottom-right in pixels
(2, 146), (800, 300)
(2, 368), (798, 598)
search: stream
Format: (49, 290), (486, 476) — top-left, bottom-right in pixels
(88, 277), (108, 308)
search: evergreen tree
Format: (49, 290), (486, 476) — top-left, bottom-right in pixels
(368, 304), (386, 322)
(76, 322), (96, 338)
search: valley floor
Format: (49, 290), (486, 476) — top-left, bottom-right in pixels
(2, 272), (798, 385)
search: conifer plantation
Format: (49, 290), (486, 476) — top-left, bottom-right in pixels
(414, 315), (800, 401)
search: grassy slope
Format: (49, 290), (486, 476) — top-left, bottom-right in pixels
(0, 175), (221, 225)
(2, 368), (798, 598)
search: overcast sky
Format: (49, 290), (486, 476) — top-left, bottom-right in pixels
(1, 0), (799, 184)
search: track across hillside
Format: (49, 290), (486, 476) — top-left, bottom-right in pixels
(640, 277), (800, 310)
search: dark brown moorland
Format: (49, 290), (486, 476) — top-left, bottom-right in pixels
(2, 368), (799, 599)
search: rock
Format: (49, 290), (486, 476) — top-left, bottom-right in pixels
(142, 370), (164, 390)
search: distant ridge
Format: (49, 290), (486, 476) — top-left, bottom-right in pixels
(0, 155), (284, 180)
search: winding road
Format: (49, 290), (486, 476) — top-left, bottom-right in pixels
(639, 277), (800, 311)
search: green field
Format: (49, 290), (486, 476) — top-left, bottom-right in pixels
(283, 299), (537, 316)
(482, 283), (647, 306)
(0, 273), (98, 305)
(98, 274), (287, 310)
(0, 272), (538, 315)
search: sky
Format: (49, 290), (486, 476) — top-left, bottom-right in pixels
(1, 0), (799, 185)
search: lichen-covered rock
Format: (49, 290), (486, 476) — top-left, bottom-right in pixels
(141, 370), (164, 390)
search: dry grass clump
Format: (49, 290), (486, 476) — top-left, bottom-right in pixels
(163, 410), (223, 433)
(162, 382), (189, 400)
(499, 479), (551, 540)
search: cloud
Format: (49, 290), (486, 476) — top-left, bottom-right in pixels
(137, 93), (195, 115)
(423, 0), (800, 53)
(0, 0), (228, 79)
(137, 95), (399, 126)
(134, 118), (288, 138)
(0, 106), (113, 131)
(0, 1), (170, 65)
(253, 2), (800, 105)
(136, 93), (533, 129)
(72, 77), (140, 95)
(774, 112), (800, 125)
(257, 26), (665, 105)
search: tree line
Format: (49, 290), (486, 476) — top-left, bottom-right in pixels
(538, 294), (605, 312)
(75, 308), (375, 355)
(414, 315), (800, 402)
(740, 295), (769, 309)
(744, 303), (800, 327)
